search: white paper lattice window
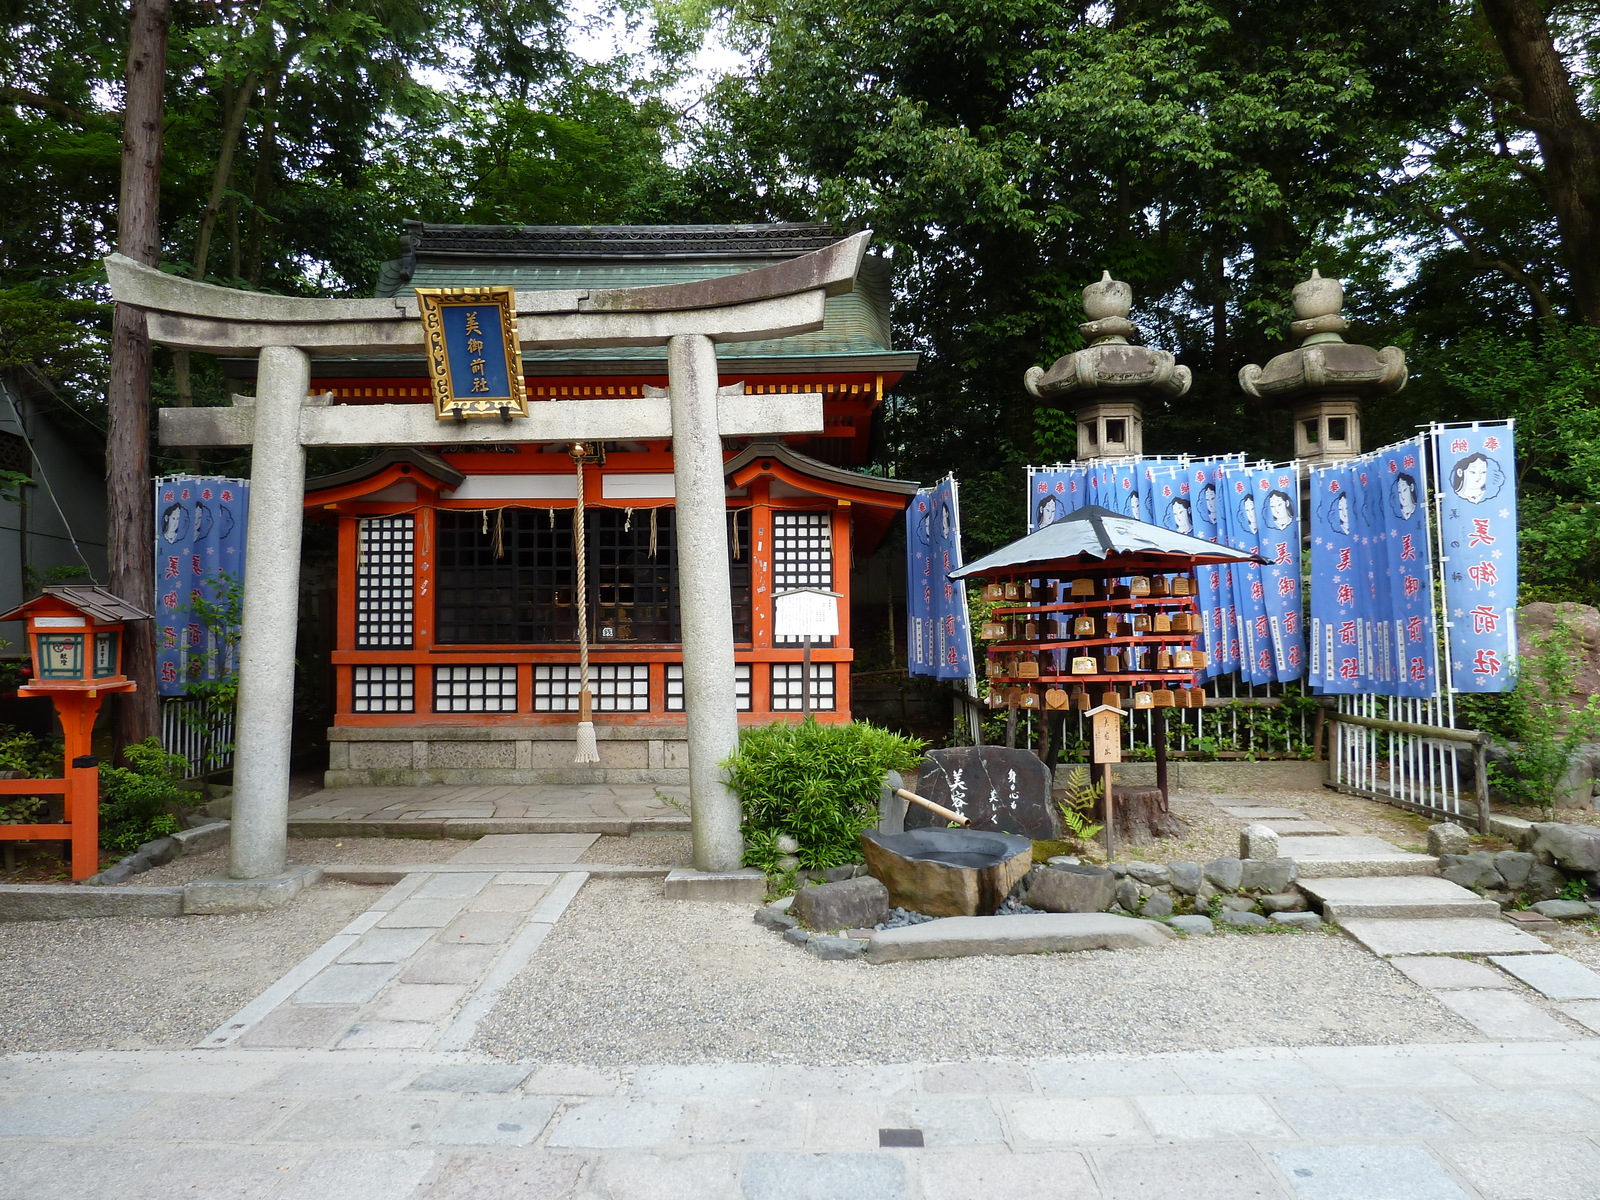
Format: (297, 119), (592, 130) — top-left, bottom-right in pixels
(666, 663), (751, 712)
(770, 662), (836, 712)
(773, 512), (833, 645)
(353, 665), (414, 713)
(356, 515), (414, 648)
(533, 664), (651, 712)
(433, 665), (518, 713)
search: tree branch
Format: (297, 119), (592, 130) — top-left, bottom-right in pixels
(1428, 205), (1555, 320)
(0, 85), (114, 127)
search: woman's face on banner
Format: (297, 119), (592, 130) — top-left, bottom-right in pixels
(1172, 499), (1192, 534)
(1241, 494), (1258, 533)
(1336, 493), (1350, 533)
(1396, 475), (1418, 517)
(1268, 491), (1292, 530)
(1201, 485), (1217, 524)
(1456, 456), (1489, 503)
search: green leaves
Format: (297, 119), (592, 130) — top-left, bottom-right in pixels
(725, 718), (925, 871)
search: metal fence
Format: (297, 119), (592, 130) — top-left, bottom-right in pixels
(159, 697), (234, 778)
(1328, 692), (1490, 829)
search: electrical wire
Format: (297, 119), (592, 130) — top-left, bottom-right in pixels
(1, 381), (97, 580)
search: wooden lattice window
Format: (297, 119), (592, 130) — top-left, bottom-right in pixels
(353, 664), (414, 713)
(772, 510), (833, 646)
(532, 663), (650, 712)
(770, 662), (836, 712)
(433, 664), (518, 713)
(356, 516), (414, 649)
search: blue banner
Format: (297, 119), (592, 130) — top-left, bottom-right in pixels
(1242, 464), (1306, 682)
(1309, 461), (1361, 693)
(1028, 466), (1090, 531)
(908, 475), (975, 681)
(1378, 438), (1438, 696)
(1434, 422), (1517, 691)
(153, 476), (249, 696)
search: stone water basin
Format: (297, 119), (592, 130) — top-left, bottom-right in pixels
(860, 827), (1034, 917)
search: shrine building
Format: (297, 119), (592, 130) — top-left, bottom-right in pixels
(237, 223), (919, 786)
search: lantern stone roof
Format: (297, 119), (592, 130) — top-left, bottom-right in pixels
(0, 585), (151, 624)
(1239, 271), (1407, 402)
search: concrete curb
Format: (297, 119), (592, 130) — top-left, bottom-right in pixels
(81, 819), (232, 887)
(0, 884), (185, 921)
(287, 816), (691, 839)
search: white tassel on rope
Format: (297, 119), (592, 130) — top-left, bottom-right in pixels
(571, 443), (601, 763)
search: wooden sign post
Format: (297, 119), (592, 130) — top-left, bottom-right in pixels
(1084, 703), (1128, 860)
(772, 588), (841, 719)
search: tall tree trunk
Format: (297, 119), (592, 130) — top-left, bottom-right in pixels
(107, 0), (172, 749)
(1479, 0), (1600, 326)
(246, 71), (281, 289)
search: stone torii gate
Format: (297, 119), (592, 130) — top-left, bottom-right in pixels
(105, 233), (870, 884)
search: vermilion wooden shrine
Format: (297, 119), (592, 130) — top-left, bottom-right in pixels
(234, 224), (920, 785)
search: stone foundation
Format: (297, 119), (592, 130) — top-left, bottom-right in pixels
(325, 724), (691, 786)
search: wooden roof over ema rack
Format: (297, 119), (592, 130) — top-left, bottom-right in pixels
(952, 505), (1268, 579)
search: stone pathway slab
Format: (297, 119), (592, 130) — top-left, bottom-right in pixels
(1435, 990), (1584, 1041)
(1300, 876), (1500, 923)
(1489, 954), (1600, 1001)
(1558, 1001), (1600, 1035)
(1257, 820), (1344, 836)
(447, 834), (598, 863)
(1216, 806), (1309, 820)
(1389, 956), (1517, 990)
(1339, 918), (1549, 958)
(1278, 836), (1437, 879)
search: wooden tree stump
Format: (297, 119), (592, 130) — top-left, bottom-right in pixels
(1096, 786), (1186, 845)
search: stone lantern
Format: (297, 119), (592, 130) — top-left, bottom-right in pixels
(1024, 272), (1191, 460)
(1239, 270), (1407, 464)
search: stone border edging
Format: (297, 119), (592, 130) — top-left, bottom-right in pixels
(79, 819), (232, 887)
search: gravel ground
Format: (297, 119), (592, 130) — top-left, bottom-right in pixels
(137, 836), (463, 886)
(0, 884), (374, 1052)
(472, 878), (1479, 1066)
(579, 833), (692, 867)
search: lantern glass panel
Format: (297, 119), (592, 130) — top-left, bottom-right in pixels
(93, 631), (120, 677)
(37, 632), (84, 679)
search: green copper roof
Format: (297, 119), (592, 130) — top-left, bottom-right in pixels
(375, 246), (899, 364)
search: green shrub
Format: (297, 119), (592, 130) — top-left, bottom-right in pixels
(0, 726), (62, 825)
(98, 738), (192, 853)
(725, 718), (925, 873)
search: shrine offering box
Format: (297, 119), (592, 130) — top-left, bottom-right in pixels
(1170, 576), (1196, 596)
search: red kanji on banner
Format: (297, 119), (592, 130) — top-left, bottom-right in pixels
(1336, 584), (1354, 607)
(1400, 533), (1417, 561)
(1278, 576), (1297, 598)
(1404, 575), (1421, 599)
(1258, 649), (1271, 670)
(160, 662), (178, 683)
(1284, 610), (1299, 634)
(1468, 561), (1498, 588)
(1287, 645), (1302, 667)
(1339, 658), (1360, 680)
(160, 626), (176, 649)
(160, 592), (177, 610)
(1274, 541), (1292, 564)
(1451, 438), (1469, 453)
(1484, 436), (1500, 451)
(1410, 657), (1429, 681)
(1403, 454), (1415, 469)
(185, 624), (203, 647)
(1336, 547), (1352, 571)
(1255, 615), (1270, 637)
(1469, 518), (1495, 547)
(1469, 604), (1500, 633)
(1472, 648), (1503, 675)
(1250, 580), (1264, 601)
(165, 556), (180, 580)
(191, 554), (203, 574)
(1339, 621), (1357, 645)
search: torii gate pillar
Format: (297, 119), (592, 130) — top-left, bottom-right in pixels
(107, 235), (871, 880)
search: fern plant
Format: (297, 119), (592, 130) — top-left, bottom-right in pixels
(1056, 765), (1105, 843)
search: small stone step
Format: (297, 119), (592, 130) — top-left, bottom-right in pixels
(1217, 806), (1308, 820)
(1278, 835), (1437, 879)
(1341, 917), (1550, 958)
(1259, 820), (1344, 836)
(1300, 876), (1501, 924)
(1489, 954), (1600, 1001)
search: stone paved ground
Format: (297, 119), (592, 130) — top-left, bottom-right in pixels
(3, 1042), (1600, 1198)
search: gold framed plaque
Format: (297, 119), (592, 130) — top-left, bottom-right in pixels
(415, 286), (529, 420)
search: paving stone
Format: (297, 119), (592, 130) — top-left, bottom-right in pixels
(545, 1099), (683, 1148)
(409, 1065), (532, 1093)
(1096, 1143), (1286, 1200)
(338, 927), (437, 964)
(1430, 1088), (1600, 1136)
(629, 1064), (769, 1099)
(0, 1061), (141, 1092)
(1259, 820), (1343, 836)
(921, 1061), (1034, 1094)
(681, 1098), (805, 1148)
(378, 898), (470, 928)
(916, 1150), (1098, 1199)
(428, 1096), (559, 1146)
(740, 1152), (906, 1200)
(1435, 991), (1584, 1040)
(335, 1020), (435, 1049)
(273, 1148), (437, 1200)
(521, 1064), (620, 1096)
(1340, 918), (1550, 958)
(292, 962), (401, 1005)
(1271, 1092), (1460, 1139)
(0, 1093), (149, 1137)
(415, 1149), (587, 1200)
(1135, 1094), (1293, 1140)
(1269, 912), (1323, 927)
(131, 1061), (282, 1093)
(1300, 877), (1500, 922)
(1007, 1096), (1149, 1144)
(413, 872), (497, 898)
(803, 1100), (888, 1151)
(1033, 1059), (1188, 1095)
(448, 833), (598, 862)
(1447, 1050), (1600, 1089)
(130, 1094), (297, 1142)
(878, 1098), (1003, 1147)
(366, 983), (469, 1023)
(1278, 837), (1437, 879)
(1389, 956), (1517, 990)
(256, 1062), (419, 1094)
(1558, 1000), (1600, 1034)
(400, 943), (502, 985)
(1437, 1136), (1600, 1200)
(1270, 1144), (1467, 1200)
(1218, 807), (1307, 820)
(865, 912), (1171, 963)
(1489, 954), (1600, 1000)
(144, 1144), (306, 1200)
(468, 884), (550, 913)
(238, 1004), (359, 1049)
(591, 1151), (742, 1199)
(1303, 1053), (1479, 1090)
(770, 1064), (916, 1099)
(274, 1095), (444, 1142)
(438, 911), (524, 944)
(1171, 1058), (1332, 1094)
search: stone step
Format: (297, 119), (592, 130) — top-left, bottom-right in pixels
(1278, 835), (1437, 879)
(1299, 876), (1502, 923)
(1340, 917), (1550, 958)
(1259, 820), (1344, 836)
(288, 816), (691, 838)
